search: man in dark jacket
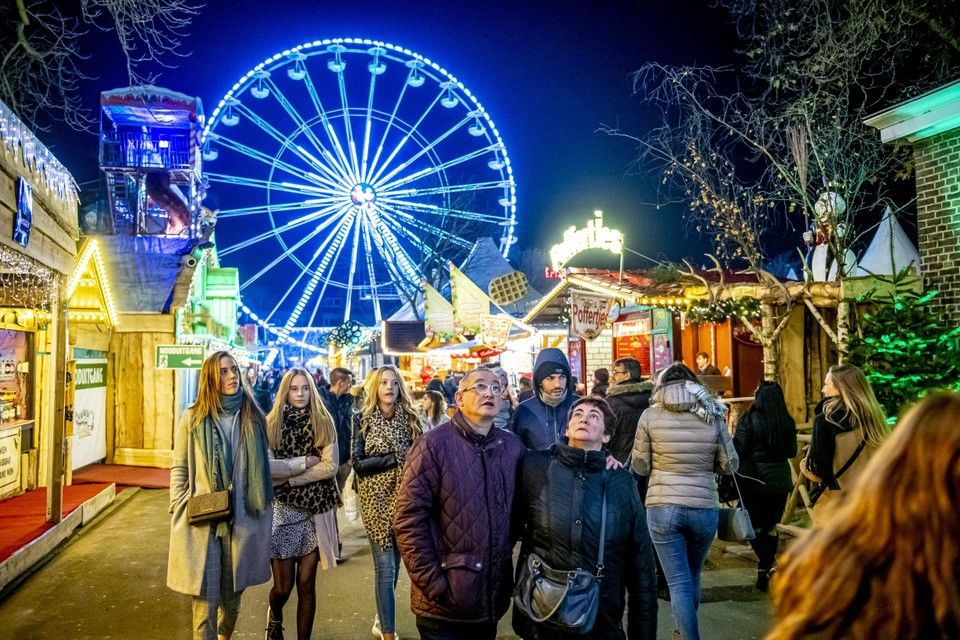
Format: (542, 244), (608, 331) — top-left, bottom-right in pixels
(319, 366), (354, 561)
(510, 348), (579, 450)
(606, 357), (654, 465)
(394, 367), (525, 639)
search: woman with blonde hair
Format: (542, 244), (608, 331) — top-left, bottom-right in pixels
(352, 365), (423, 640)
(767, 392), (960, 639)
(419, 389), (447, 430)
(167, 351), (273, 640)
(800, 364), (888, 512)
(264, 367), (341, 640)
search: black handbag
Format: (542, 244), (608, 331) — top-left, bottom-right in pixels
(514, 472), (606, 635)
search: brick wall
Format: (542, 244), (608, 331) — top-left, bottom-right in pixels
(915, 128), (960, 323)
(584, 332), (613, 393)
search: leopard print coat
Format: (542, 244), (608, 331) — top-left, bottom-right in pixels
(356, 408), (416, 547)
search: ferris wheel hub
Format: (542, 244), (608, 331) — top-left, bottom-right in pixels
(350, 182), (377, 207)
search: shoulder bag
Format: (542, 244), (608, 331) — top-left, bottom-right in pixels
(513, 464), (605, 635)
(187, 414), (240, 526)
(717, 470), (755, 542)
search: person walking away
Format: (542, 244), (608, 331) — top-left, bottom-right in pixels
(513, 396), (657, 639)
(168, 351), (273, 640)
(394, 366), (525, 639)
(442, 373), (458, 405)
(517, 376), (534, 403)
(320, 367), (355, 562)
(352, 365), (423, 640)
(511, 348), (579, 450)
(605, 358), (654, 466)
(732, 381), (796, 591)
(419, 390), (447, 430)
(254, 373), (275, 414)
(631, 363), (738, 640)
(486, 364), (516, 430)
(590, 368), (610, 397)
(767, 393), (960, 640)
(799, 364), (887, 516)
(264, 368), (341, 640)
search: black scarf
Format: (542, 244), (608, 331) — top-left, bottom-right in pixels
(274, 405), (341, 514)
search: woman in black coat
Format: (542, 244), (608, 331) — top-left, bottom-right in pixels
(513, 396), (657, 640)
(733, 381), (796, 591)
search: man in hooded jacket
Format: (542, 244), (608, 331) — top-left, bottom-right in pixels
(510, 348), (579, 450)
(606, 357), (654, 465)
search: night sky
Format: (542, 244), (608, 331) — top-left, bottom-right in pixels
(43, 0), (738, 263)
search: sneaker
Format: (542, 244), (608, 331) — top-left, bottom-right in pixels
(265, 607), (284, 640)
(372, 615), (383, 640)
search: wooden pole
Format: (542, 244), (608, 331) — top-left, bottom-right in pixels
(46, 289), (68, 524)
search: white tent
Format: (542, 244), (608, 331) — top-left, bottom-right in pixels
(856, 208), (921, 276)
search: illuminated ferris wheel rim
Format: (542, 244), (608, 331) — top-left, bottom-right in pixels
(201, 36), (517, 247)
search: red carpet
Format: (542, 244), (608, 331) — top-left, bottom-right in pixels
(72, 464), (169, 489)
(0, 484), (111, 563)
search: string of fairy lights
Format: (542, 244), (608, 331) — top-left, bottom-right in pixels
(561, 293), (762, 326)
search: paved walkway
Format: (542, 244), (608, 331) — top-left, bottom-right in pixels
(0, 489), (772, 639)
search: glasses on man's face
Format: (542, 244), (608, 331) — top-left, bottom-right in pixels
(612, 369), (627, 377)
(463, 382), (503, 397)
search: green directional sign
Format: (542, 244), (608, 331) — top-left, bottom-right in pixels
(155, 345), (206, 369)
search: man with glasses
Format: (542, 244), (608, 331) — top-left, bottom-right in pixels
(394, 367), (525, 639)
(510, 347), (579, 450)
(606, 357), (654, 465)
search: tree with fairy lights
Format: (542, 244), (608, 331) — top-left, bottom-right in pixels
(605, 0), (960, 376)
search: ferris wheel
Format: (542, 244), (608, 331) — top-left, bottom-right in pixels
(202, 38), (517, 336)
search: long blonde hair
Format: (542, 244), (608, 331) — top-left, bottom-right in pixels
(265, 367), (336, 451)
(823, 364), (888, 447)
(767, 393), (960, 639)
(359, 365), (422, 437)
(189, 350), (264, 429)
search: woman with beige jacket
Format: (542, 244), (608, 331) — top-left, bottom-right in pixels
(167, 351), (274, 640)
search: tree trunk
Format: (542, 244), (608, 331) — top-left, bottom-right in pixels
(761, 302), (778, 381)
(836, 298), (851, 363)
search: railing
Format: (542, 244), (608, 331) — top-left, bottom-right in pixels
(100, 130), (194, 171)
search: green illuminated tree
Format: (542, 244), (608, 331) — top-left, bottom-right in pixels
(846, 274), (960, 420)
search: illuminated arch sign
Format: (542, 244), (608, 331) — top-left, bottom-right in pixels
(549, 210), (623, 270)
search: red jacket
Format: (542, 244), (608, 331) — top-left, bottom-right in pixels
(393, 412), (525, 623)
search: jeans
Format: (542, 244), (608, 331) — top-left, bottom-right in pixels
(416, 616), (498, 640)
(647, 506), (718, 640)
(370, 539), (401, 633)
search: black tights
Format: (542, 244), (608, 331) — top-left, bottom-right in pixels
(269, 549), (319, 640)
(744, 491), (788, 572)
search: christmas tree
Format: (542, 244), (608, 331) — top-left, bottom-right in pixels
(846, 272), (960, 421)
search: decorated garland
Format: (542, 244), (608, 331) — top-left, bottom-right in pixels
(329, 320), (365, 349)
(685, 298), (761, 324)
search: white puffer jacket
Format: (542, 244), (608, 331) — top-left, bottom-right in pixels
(631, 380), (738, 509)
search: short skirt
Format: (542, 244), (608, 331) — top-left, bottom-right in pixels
(270, 500), (338, 568)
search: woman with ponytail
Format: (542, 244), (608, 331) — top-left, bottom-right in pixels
(167, 351), (274, 640)
(733, 381), (797, 591)
(264, 368), (341, 640)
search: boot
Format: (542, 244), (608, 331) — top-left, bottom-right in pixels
(265, 607), (284, 640)
(755, 568), (770, 592)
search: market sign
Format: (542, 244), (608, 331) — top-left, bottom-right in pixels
(549, 210), (623, 270)
(155, 344), (206, 369)
(480, 315), (513, 349)
(0, 429), (20, 497)
(570, 290), (614, 340)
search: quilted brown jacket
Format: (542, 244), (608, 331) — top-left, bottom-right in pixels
(393, 411), (525, 623)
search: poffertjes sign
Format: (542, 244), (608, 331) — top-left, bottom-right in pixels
(570, 290), (614, 340)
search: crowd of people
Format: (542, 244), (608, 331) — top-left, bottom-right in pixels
(168, 350), (960, 640)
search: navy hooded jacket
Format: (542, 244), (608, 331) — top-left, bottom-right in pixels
(510, 348), (579, 450)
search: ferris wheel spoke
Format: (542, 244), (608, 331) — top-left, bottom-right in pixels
(377, 195), (506, 225)
(231, 102), (351, 190)
(367, 87), (446, 186)
(376, 144), (498, 194)
(217, 197), (342, 219)
(334, 66), (362, 180)
(341, 210), (364, 323)
(240, 211), (346, 288)
(377, 208), (450, 263)
(208, 172), (334, 198)
(207, 134), (338, 192)
(380, 180), (508, 199)
(285, 208), (358, 330)
(360, 68), (378, 181)
(265, 75), (354, 182)
(366, 71), (412, 183)
(219, 201), (343, 256)
(266, 206), (354, 325)
(300, 69), (357, 182)
(371, 115), (472, 188)
(360, 215), (383, 324)
(374, 221), (426, 297)
(379, 203), (474, 251)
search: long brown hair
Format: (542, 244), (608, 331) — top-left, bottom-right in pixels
(265, 367), (336, 451)
(359, 365), (422, 438)
(767, 393), (960, 640)
(189, 350), (262, 426)
(823, 364), (888, 447)
(422, 390), (447, 426)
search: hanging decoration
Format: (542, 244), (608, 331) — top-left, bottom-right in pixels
(0, 244), (59, 314)
(685, 298), (762, 324)
(570, 290), (614, 340)
(329, 320), (366, 349)
(450, 264), (491, 336)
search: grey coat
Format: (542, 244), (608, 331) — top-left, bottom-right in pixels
(167, 408), (273, 596)
(631, 380), (738, 509)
